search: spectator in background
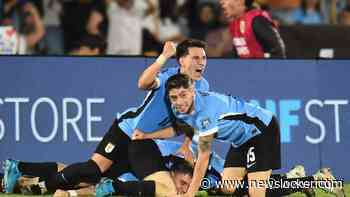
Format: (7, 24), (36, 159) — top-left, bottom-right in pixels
(205, 10), (233, 57)
(292, 0), (324, 25)
(2, 0), (21, 30)
(106, 0), (142, 55)
(69, 34), (106, 55)
(339, 6), (350, 26)
(86, 0), (111, 39)
(61, 0), (92, 53)
(157, 0), (186, 42)
(1, 0), (45, 54)
(134, 0), (163, 56)
(42, 0), (64, 55)
(268, 0), (301, 25)
(190, 2), (220, 41)
(219, 0), (286, 58)
(321, 0), (349, 24)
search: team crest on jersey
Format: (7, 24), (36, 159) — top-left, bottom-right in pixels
(240, 20), (246, 34)
(105, 143), (115, 153)
(201, 118), (211, 130)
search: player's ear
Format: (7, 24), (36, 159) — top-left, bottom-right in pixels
(179, 57), (184, 66)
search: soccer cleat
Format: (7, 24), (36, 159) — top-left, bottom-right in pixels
(286, 165), (306, 179)
(95, 178), (115, 197)
(3, 159), (22, 193)
(313, 168), (345, 197)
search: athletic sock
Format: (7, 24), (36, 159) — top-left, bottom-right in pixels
(44, 160), (102, 192)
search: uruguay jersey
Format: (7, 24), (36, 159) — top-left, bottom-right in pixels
(174, 91), (274, 147)
(155, 140), (224, 173)
(118, 67), (209, 137)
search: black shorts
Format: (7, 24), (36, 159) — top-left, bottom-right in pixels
(224, 116), (281, 173)
(95, 119), (132, 177)
(128, 139), (168, 180)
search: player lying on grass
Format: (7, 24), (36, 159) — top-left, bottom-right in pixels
(3, 139), (197, 196)
(1, 141), (343, 197)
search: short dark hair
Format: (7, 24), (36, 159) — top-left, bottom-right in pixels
(245, 0), (254, 8)
(165, 74), (193, 96)
(168, 156), (194, 177)
(75, 34), (107, 54)
(176, 39), (207, 61)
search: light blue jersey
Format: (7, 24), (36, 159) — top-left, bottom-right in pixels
(155, 140), (224, 173)
(118, 67), (209, 137)
(174, 91), (274, 147)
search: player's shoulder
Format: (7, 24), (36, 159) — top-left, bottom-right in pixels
(160, 66), (179, 75)
(198, 91), (229, 107)
(199, 77), (210, 88)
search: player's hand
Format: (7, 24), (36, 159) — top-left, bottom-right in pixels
(132, 129), (147, 140)
(53, 189), (69, 197)
(176, 143), (195, 166)
(161, 41), (177, 59)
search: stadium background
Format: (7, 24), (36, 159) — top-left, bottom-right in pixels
(0, 56), (349, 183)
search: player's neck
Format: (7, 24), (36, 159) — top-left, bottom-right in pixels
(179, 67), (188, 77)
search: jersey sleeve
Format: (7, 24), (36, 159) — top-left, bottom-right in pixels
(155, 68), (171, 88)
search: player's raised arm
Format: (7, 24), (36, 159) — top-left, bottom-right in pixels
(185, 134), (215, 197)
(138, 41), (176, 90)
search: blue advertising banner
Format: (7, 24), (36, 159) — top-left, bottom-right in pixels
(0, 57), (349, 181)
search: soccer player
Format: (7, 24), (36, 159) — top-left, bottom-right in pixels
(2, 141), (342, 197)
(135, 38), (209, 163)
(3, 39), (209, 195)
(219, 0), (286, 58)
(95, 139), (195, 197)
(161, 74), (345, 197)
(2, 140), (224, 196)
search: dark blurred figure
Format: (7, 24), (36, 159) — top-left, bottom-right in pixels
(142, 28), (162, 57)
(61, 0), (93, 53)
(1, 0), (3, 19)
(190, 2), (220, 40)
(69, 33), (106, 55)
(86, 0), (110, 39)
(1, 0), (45, 54)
